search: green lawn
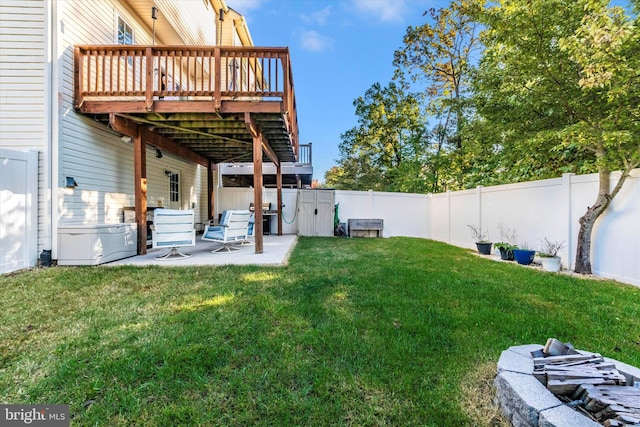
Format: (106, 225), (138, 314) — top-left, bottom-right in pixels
(1, 237), (639, 426)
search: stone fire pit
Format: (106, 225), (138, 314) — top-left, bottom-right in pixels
(495, 343), (640, 427)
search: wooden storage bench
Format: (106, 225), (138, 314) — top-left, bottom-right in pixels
(348, 218), (383, 238)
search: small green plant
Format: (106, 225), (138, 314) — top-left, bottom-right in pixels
(467, 224), (490, 243)
(538, 238), (565, 258)
(493, 242), (517, 260)
(493, 242), (518, 251)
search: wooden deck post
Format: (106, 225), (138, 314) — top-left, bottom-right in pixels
(214, 47), (222, 111)
(145, 47), (153, 111)
(253, 133), (264, 253)
(73, 47), (83, 108)
(133, 128), (148, 255)
(276, 164), (283, 235)
(208, 160), (215, 221)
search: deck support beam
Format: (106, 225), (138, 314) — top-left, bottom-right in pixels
(208, 160), (215, 222)
(246, 113), (264, 253)
(252, 133), (264, 253)
(110, 114), (148, 254)
(112, 113), (209, 167)
(244, 113), (284, 237)
(133, 128), (148, 255)
(276, 164), (283, 235)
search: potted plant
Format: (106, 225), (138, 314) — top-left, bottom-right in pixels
(538, 238), (565, 272)
(467, 225), (492, 255)
(493, 242), (517, 260)
(513, 244), (536, 265)
(493, 224), (518, 260)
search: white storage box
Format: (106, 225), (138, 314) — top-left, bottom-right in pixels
(58, 223), (137, 265)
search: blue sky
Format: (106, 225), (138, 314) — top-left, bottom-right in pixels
(231, 0), (446, 182)
(233, 0), (634, 182)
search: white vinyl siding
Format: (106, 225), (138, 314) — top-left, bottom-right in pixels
(0, 0), (51, 261)
(57, 0), (210, 228)
(155, 0), (216, 45)
(0, 0), (47, 150)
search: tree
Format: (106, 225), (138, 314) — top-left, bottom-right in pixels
(327, 82), (429, 193)
(393, 0), (482, 192)
(560, 1), (640, 273)
(474, 0), (639, 274)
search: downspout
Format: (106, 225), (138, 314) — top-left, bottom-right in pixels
(47, 0), (60, 260)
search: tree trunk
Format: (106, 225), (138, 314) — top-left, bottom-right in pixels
(574, 167), (634, 274)
(575, 170), (613, 274)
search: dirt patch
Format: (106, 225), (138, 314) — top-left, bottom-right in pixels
(460, 361), (511, 426)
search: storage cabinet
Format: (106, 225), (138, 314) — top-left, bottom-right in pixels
(123, 207), (157, 247)
(297, 189), (335, 236)
(57, 223), (137, 265)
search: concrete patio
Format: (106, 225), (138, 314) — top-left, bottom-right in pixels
(106, 234), (298, 267)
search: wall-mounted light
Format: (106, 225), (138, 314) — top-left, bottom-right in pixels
(164, 169), (172, 177)
(151, 6), (158, 45)
(155, 148), (163, 158)
(65, 176), (78, 188)
(121, 135), (132, 143)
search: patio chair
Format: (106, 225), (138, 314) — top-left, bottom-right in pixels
(207, 210), (230, 232)
(201, 210), (251, 252)
(151, 209), (196, 260)
(241, 211), (255, 246)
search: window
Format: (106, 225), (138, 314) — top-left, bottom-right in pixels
(169, 172), (180, 203)
(117, 17), (133, 66)
(117, 16), (134, 45)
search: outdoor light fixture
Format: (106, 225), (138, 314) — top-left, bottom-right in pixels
(164, 169), (172, 177)
(217, 8), (224, 45)
(65, 177), (78, 188)
(121, 135), (132, 143)
(155, 148), (163, 158)
(152, 6), (158, 45)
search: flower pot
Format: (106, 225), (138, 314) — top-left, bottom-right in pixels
(540, 256), (562, 272)
(475, 242), (493, 255)
(513, 249), (535, 265)
(498, 247), (514, 261)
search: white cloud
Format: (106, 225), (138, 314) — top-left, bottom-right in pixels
(300, 6), (332, 25)
(351, 0), (408, 23)
(300, 30), (332, 52)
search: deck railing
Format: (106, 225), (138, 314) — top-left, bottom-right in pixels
(297, 143), (312, 165)
(74, 45), (298, 145)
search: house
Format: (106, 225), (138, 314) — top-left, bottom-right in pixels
(0, 0), (305, 273)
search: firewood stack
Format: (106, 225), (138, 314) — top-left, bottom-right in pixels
(532, 338), (640, 426)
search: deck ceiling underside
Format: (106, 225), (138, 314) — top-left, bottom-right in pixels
(222, 174), (311, 188)
(98, 111), (296, 164)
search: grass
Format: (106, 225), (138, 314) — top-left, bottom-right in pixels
(1, 237), (639, 426)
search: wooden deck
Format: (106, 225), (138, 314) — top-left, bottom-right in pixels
(74, 45), (300, 254)
(74, 45), (298, 164)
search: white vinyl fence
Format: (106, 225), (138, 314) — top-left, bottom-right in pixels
(217, 170), (640, 287)
(0, 149), (39, 274)
(429, 171), (640, 287)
